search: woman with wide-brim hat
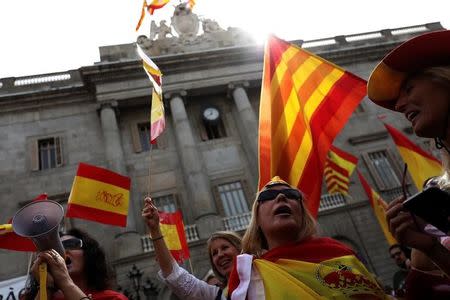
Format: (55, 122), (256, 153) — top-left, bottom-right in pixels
(367, 29), (450, 298)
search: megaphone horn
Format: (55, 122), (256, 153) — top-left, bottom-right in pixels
(12, 200), (65, 256)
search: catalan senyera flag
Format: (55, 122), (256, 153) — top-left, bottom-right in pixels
(0, 193), (48, 252)
(137, 45), (165, 143)
(66, 163), (131, 227)
(148, 0), (170, 14)
(258, 36), (367, 216)
(135, 0), (148, 31)
(357, 171), (397, 245)
(158, 211), (190, 263)
(324, 145), (358, 195)
(384, 123), (442, 190)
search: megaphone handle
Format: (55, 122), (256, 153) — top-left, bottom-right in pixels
(39, 262), (47, 300)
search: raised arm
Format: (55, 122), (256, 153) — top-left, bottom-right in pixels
(142, 197), (176, 277)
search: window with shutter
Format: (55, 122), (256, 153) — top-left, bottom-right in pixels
(33, 136), (64, 171)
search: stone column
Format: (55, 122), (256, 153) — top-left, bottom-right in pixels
(168, 91), (221, 239)
(99, 101), (137, 232)
(229, 82), (258, 185)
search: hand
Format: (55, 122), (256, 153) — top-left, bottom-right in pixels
(386, 197), (436, 252)
(142, 197), (161, 236)
(31, 249), (73, 291)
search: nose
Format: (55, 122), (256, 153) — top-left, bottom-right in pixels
(275, 192), (288, 203)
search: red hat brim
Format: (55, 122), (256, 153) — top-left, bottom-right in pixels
(367, 30), (450, 110)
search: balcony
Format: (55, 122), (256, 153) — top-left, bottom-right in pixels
(319, 193), (347, 211)
(222, 212), (252, 232)
(141, 224), (200, 253)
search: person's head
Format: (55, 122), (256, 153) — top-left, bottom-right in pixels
(241, 176), (316, 256)
(389, 244), (408, 268)
(367, 30), (450, 139)
(206, 231), (241, 283)
(61, 228), (111, 291)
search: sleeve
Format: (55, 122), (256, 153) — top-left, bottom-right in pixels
(158, 261), (220, 300)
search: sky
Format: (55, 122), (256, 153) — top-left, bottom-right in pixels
(0, 0), (448, 79)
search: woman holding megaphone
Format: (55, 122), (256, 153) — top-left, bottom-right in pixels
(24, 228), (127, 300)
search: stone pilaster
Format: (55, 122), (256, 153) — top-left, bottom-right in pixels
(228, 82), (258, 186)
(99, 101), (136, 232)
(168, 91), (221, 239)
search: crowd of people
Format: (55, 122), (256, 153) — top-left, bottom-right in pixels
(23, 29), (449, 299)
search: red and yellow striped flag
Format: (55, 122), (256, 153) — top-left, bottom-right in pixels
(258, 36), (367, 216)
(384, 123), (442, 190)
(357, 171), (397, 245)
(159, 211), (190, 263)
(148, 0), (170, 15)
(324, 145), (358, 195)
(67, 163), (131, 227)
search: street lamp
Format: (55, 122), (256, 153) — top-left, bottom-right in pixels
(127, 264), (143, 300)
(142, 278), (158, 300)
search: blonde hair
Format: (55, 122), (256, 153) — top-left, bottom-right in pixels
(206, 231), (242, 283)
(241, 191), (317, 257)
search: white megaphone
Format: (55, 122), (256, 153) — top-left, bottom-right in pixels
(12, 200), (65, 256)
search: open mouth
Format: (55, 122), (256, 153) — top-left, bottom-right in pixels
(274, 205), (292, 216)
(219, 259), (232, 270)
(65, 256), (72, 267)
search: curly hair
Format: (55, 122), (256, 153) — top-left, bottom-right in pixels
(63, 228), (112, 291)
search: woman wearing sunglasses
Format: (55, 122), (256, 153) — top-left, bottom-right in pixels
(227, 176), (387, 299)
(26, 228), (127, 300)
(367, 30), (450, 298)
(142, 197), (241, 300)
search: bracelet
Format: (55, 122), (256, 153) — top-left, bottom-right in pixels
(151, 235), (164, 242)
(79, 296), (92, 300)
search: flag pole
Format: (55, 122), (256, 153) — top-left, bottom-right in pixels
(188, 258), (194, 274)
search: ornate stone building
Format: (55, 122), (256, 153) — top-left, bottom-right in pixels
(0, 4), (445, 299)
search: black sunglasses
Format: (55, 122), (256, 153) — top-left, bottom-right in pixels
(257, 188), (302, 202)
(62, 238), (83, 250)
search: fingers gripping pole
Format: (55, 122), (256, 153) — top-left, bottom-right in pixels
(39, 263), (47, 300)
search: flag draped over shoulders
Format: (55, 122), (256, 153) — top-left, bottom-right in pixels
(228, 238), (386, 300)
(258, 36), (366, 217)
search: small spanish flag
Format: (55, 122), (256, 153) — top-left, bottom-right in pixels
(384, 123), (442, 190)
(159, 211), (190, 263)
(358, 171), (397, 245)
(66, 163), (131, 227)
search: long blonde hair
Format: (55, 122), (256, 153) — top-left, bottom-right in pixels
(241, 191), (317, 257)
(206, 231), (242, 283)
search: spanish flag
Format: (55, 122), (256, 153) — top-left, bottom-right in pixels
(159, 211), (190, 263)
(258, 36), (366, 216)
(384, 123), (442, 190)
(66, 163), (131, 227)
(358, 171), (397, 245)
(228, 237), (387, 299)
(324, 145), (358, 195)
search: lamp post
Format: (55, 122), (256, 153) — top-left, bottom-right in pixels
(142, 278), (158, 300)
(127, 264), (143, 300)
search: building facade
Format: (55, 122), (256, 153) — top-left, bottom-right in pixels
(0, 6), (445, 298)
